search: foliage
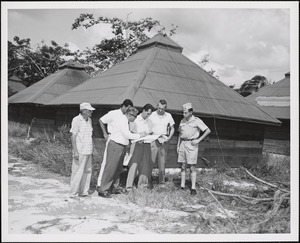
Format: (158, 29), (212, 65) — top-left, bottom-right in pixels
(233, 75), (271, 97)
(8, 36), (74, 86)
(8, 121), (29, 138)
(71, 14), (177, 76)
(198, 53), (219, 79)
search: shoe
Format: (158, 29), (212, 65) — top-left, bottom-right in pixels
(79, 194), (91, 198)
(98, 192), (112, 198)
(180, 187), (186, 190)
(112, 187), (127, 194)
(191, 189), (197, 196)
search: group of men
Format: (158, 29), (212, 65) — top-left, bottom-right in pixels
(69, 99), (211, 199)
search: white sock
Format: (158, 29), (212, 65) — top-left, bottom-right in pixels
(181, 171), (186, 187)
(191, 171), (196, 189)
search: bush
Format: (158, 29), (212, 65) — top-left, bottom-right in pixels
(8, 121), (29, 138)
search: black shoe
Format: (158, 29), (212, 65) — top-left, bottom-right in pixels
(191, 189), (197, 196)
(180, 186), (187, 190)
(98, 192), (112, 198)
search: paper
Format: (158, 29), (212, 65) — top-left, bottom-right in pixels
(131, 134), (161, 143)
(123, 153), (132, 166)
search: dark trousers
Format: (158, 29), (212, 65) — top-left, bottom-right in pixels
(126, 143), (153, 188)
(99, 140), (126, 193)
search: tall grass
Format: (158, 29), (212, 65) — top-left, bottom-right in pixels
(8, 121), (103, 189)
(8, 121), (290, 233)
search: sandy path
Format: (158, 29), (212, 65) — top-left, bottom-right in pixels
(8, 155), (158, 234)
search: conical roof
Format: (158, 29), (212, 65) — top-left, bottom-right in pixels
(246, 72), (290, 119)
(8, 61), (90, 105)
(49, 34), (280, 125)
(8, 75), (26, 93)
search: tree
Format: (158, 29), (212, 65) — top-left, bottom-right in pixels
(8, 37), (73, 86)
(198, 54), (219, 79)
(71, 14), (177, 76)
(234, 75), (270, 97)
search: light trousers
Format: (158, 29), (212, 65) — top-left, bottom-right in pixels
(69, 154), (92, 196)
(150, 140), (168, 184)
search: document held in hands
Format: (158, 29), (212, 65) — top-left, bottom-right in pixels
(131, 134), (162, 143)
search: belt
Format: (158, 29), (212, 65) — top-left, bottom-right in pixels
(181, 138), (195, 141)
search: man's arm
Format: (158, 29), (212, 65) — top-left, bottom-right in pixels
(167, 125), (175, 142)
(71, 133), (79, 159)
(99, 118), (109, 140)
(177, 133), (181, 153)
(192, 128), (211, 146)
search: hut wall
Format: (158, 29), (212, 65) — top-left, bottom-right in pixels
(263, 119), (290, 155)
(52, 107), (265, 168)
(8, 104), (57, 136)
(165, 115), (264, 168)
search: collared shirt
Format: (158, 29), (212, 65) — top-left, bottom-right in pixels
(130, 114), (152, 144)
(178, 115), (208, 140)
(148, 111), (175, 135)
(70, 114), (93, 155)
(130, 114), (151, 134)
(100, 108), (124, 135)
(110, 115), (141, 146)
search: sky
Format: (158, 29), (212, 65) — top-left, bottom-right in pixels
(5, 2), (295, 88)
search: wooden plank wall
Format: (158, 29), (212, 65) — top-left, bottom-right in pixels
(9, 105), (266, 168)
(263, 119), (290, 155)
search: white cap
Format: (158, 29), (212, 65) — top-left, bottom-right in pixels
(80, 102), (95, 111)
(182, 103), (192, 112)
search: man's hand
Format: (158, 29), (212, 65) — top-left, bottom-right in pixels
(191, 139), (201, 146)
(103, 133), (109, 141)
(140, 132), (147, 138)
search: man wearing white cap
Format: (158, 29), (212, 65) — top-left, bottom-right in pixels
(177, 103), (211, 195)
(69, 102), (95, 198)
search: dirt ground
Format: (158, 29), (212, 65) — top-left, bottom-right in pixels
(8, 155), (192, 235)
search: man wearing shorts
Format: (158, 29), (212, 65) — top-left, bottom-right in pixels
(177, 103), (211, 195)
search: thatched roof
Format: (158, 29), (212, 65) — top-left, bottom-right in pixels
(8, 61), (89, 105)
(247, 72), (290, 119)
(48, 34), (280, 125)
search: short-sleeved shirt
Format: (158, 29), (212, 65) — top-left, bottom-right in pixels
(100, 108), (124, 135)
(70, 114), (93, 155)
(148, 111), (175, 135)
(110, 114), (140, 146)
(178, 115), (208, 140)
(130, 114), (151, 134)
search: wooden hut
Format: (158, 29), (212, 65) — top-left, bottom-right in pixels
(247, 72), (290, 155)
(8, 61), (90, 132)
(47, 34), (281, 168)
(8, 75), (26, 96)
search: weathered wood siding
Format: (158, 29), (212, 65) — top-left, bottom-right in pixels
(9, 105), (266, 168)
(263, 119), (290, 155)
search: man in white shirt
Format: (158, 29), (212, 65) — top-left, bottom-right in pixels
(126, 103), (155, 190)
(69, 102), (95, 198)
(96, 99), (133, 189)
(149, 99), (175, 185)
(98, 107), (147, 198)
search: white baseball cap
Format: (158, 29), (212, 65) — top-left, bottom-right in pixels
(182, 103), (192, 112)
(80, 102), (95, 111)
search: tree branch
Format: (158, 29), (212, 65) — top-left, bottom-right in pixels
(242, 167), (290, 194)
(207, 190), (238, 233)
